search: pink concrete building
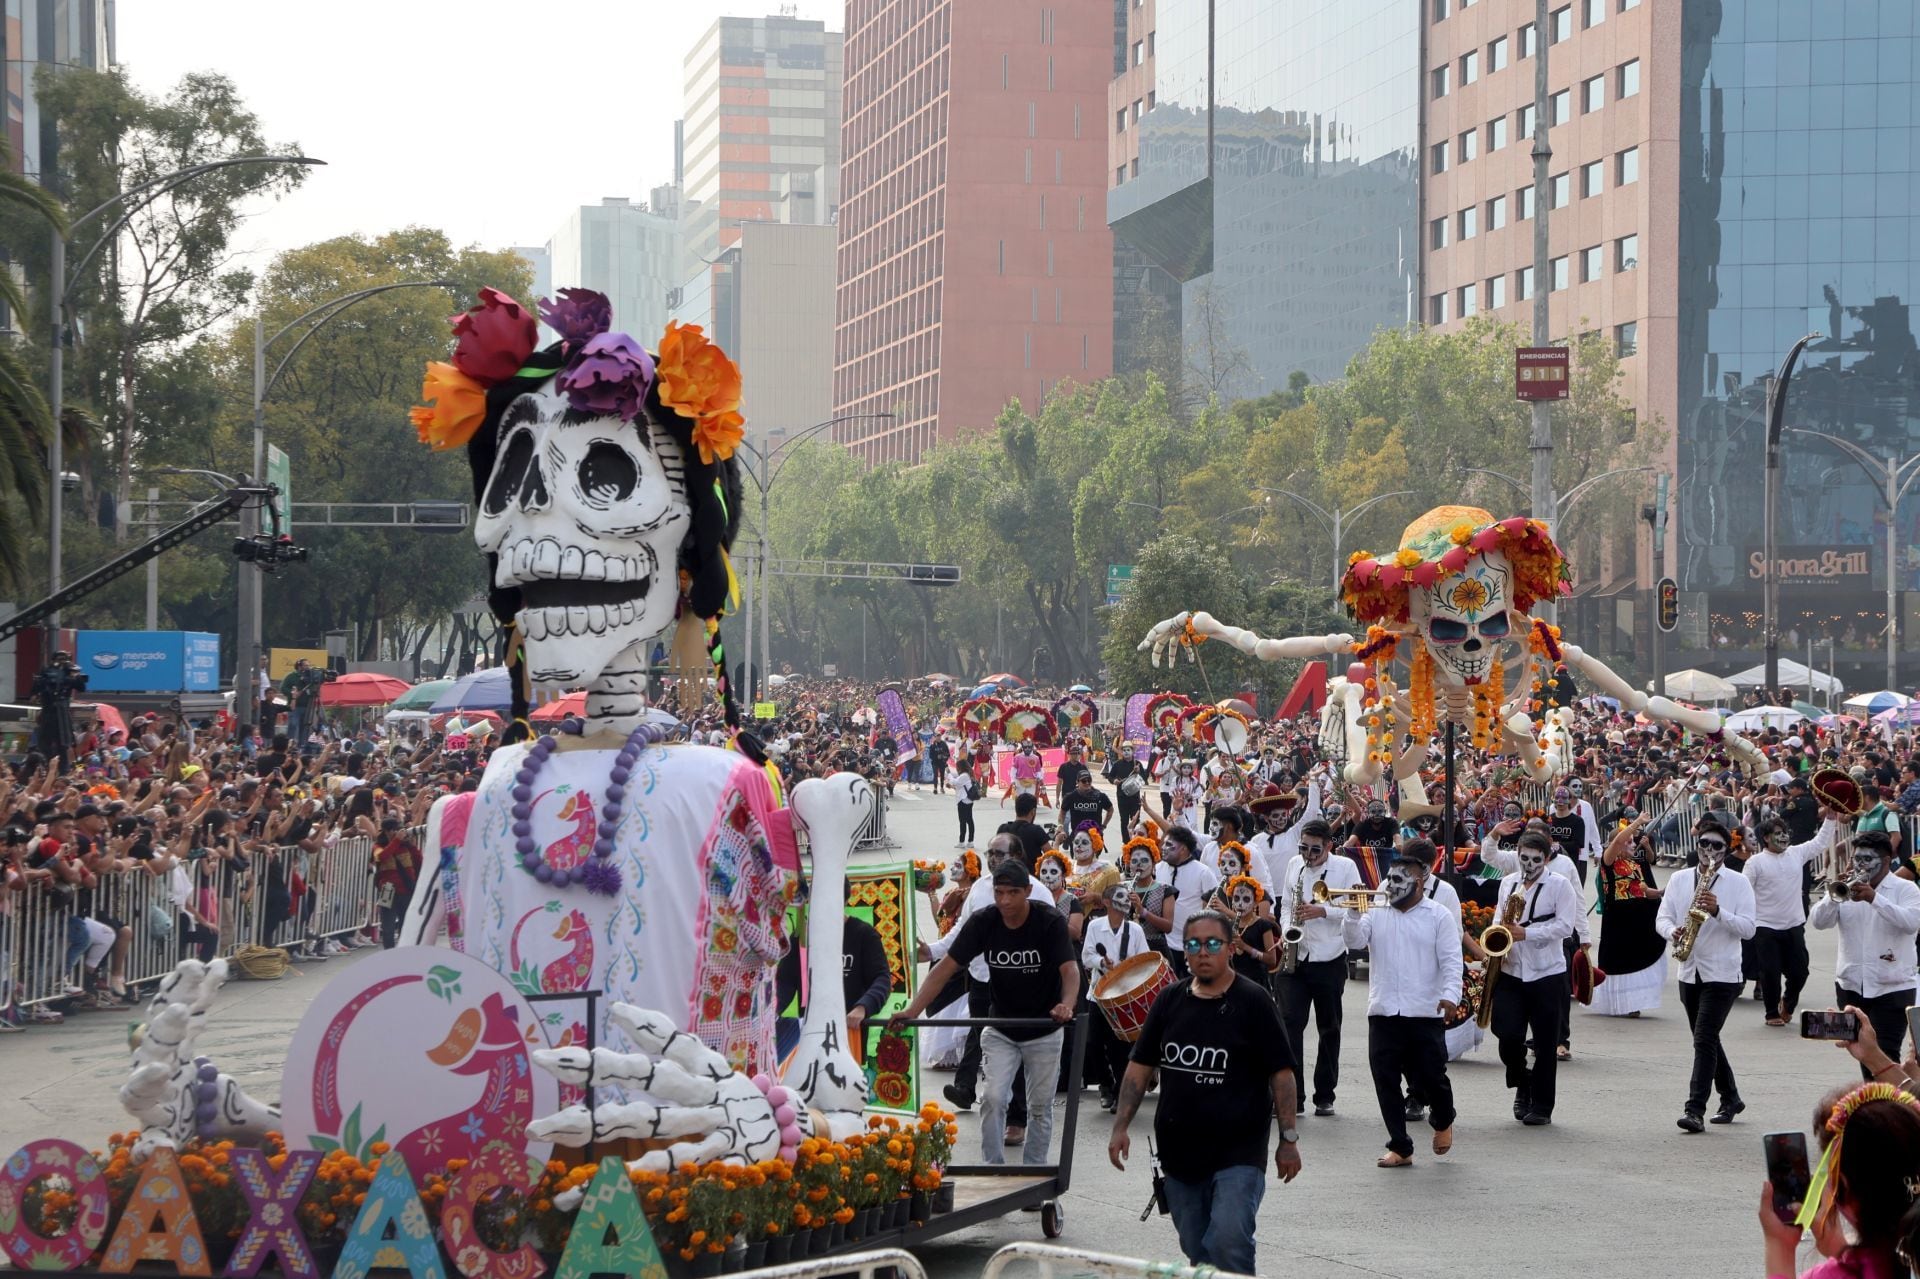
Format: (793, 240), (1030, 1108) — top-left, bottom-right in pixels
(834, 0), (1115, 464)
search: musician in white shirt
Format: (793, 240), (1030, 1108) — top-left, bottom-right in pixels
(1275, 818), (1362, 1117)
(1155, 827), (1221, 976)
(1251, 778), (1322, 890)
(1747, 810), (1844, 1025)
(1489, 833), (1581, 1126)
(1401, 839), (1462, 1125)
(1658, 826), (1757, 1132)
(1485, 820), (1591, 1061)
(1082, 882), (1152, 1110)
(1342, 847), (1462, 1167)
(1808, 830), (1920, 1075)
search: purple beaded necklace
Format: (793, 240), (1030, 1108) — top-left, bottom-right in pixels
(511, 718), (674, 897)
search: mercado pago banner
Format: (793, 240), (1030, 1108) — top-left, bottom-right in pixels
(1124, 693), (1152, 762)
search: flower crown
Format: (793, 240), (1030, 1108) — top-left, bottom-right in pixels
(1223, 874), (1265, 903)
(1798, 1081), (1920, 1234)
(1341, 505), (1572, 625)
(409, 287), (744, 465)
(1215, 839), (1251, 869)
(1036, 850), (1073, 882)
(1123, 834), (1161, 865)
(955, 849), (982, 880)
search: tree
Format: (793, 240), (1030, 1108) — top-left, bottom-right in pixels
(0, 135), (61, 593)
(31, 68), (308, 530)
(1100, 533), (1263, 700)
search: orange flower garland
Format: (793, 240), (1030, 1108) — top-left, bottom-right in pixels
(655, 320), (745, 464)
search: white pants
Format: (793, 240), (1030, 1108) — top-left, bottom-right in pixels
(81, 917), (115, 967)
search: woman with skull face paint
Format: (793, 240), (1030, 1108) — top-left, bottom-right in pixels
(1489, 832), (1582, 1125)
(1657, 822), (1757, 1131)
(1223, 876), (1281, 992)
(1809, 829), (1920, 1078)
(1122, 835), (1176, 959)
(1586, 811), (1668, 1018)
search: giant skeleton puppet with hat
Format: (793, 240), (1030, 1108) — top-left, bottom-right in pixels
(116, 289), (872, 1169)
(1142, 505), (1767, 789)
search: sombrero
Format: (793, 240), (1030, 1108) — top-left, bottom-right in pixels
(1340, 505), (1573, 625)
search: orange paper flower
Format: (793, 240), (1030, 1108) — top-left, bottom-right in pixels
(410, 361), (487, 450)
(656, 321), (745, 463)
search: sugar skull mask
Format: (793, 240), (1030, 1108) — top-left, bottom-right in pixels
(1518, 844), (1547, 882)
(1071, 831), (1096, 863)
(1385, 865), (1419, 904)
(474, 390), (691, 691)
(1411, 550), (1514, 687)
(1229, 886), (1258, 915)
(1129, 851), (1155, 880)
(1037, 859), (1065, 889)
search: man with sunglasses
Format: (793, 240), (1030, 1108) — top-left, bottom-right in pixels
(1109, 910), (1301, 1274)
(1275, 818), (1361, 1116)
(1489, 832), (1581, 1126)
(1659, 821), (1756, 1132)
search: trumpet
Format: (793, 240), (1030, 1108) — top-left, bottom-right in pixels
(1828, 872), (1866, 901)
(1311, 880), (1392, 913)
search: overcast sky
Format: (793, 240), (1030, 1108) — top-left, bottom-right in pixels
(116, 0), (844, 271)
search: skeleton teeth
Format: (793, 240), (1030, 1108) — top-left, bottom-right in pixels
(566, 606), (588, 635)
(513, 541), (534, 580)
(582, 551), (607, 581)
(587, 604), (607, 632)
(604, 556), (626, 583)
(531, 539), (559, 577)
(561, 546), (584, 578)
(522, 609), (548, 640)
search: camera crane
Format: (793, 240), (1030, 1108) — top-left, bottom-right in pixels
(0, 483), (297, 645)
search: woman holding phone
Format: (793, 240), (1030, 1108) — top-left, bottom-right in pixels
(1757, 1072), (1920, 1279)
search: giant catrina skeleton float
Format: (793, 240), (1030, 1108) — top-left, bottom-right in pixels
(120, 288), (871, 1175)
(1141, 504), (1764, 787)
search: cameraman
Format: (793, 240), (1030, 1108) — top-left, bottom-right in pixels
(30, 652), (87, 771)
(280, 660), (328, 753)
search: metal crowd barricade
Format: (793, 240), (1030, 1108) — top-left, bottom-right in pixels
(980, 1242), (1253, 1279)
(743, 1250), (928, 1279)
(854, 782), (890, 849)
(2, 823), (423, 1014)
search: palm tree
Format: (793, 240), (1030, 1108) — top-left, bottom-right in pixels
(0, 137), (64, 593)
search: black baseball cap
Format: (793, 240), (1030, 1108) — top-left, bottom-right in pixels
(991, 862), (1032, 890)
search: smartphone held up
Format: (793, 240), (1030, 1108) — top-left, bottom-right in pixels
(1764, 1131), (1812, 1225)
(1800, 1010), (1861, 1042)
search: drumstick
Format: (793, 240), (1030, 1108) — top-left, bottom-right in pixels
(1096, 942), (1109, 974)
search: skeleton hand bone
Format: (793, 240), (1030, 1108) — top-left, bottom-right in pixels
(120, 960), (280, 1159)
(527, 1003), (791, 1180)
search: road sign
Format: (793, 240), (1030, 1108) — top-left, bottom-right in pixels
(266, 444), (291, 524)
(1515, 346), (1570, 401)
(1656, 576), (1679, 633)
(1107, 564), (1134, 587)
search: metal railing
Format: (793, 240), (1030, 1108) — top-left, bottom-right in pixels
(3, 825), (422, 1013)
(742, 1249), (928, 1279)
(981, 1242), (1253, 1279)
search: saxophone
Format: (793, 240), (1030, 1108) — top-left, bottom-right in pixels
(1277, 868), (1307, 975)
(1475, 890), (1525, 1029)
(1672, 867), (1718, 961)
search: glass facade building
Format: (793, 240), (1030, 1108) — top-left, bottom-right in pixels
(1109, 0), (1418, 395)
(1675, 0), (1920, 655)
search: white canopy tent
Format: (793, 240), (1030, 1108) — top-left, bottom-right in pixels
(1723, 705), (1809, 733)
(1663, 669), (1738, 702)
(1723, 660), (1844, 697)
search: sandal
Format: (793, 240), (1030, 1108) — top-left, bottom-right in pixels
(1376, 1152), (1414, 1168)
(1431, 1127), (1453, 1155)
(1555, 1045), (1572, 1061)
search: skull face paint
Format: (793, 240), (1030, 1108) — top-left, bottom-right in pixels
(1129, 851), (1156, 880)
(1111, 885), (1134, 914)
(1037, 859), (1064, 888)
(1518, 845), (1548, 882)
(1386, 865), (1419, 904)
(474, 390), (691, 692)
(1502, 803), (1524, 823)
(1229, 888), (1257, 915)
(1852, 847), (1889, 883)
(1410, 551), (1514, 687)
(1300, 839), (1329, 868)
(1218, 850), (1245, 878)
(1764, 827), (1792, 852)
(1366, 800), (1387, 821)
(1071, 831), (1095, 863)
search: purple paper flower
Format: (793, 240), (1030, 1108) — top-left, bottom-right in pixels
(579, 859), (623, 897)
(539, 288), (612, 347)
(557, 331), (655, 422)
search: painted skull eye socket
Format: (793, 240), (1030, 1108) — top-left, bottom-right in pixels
(579, 441), (638, 505)
(1428, 618), (1471, 644)
(1478, 611), (1512, 639)
(483, 428), (539, 516)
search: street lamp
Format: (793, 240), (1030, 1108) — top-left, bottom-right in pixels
(1466, 463), (1654, 632)
(234, 278), (458, 728)
(1254, 486), (1415, 590)
(735, 413), (895, 700)
(1761, 333), (1823, 693)
(44, 154), (324, 644)
(1786, 427), (1920, 692)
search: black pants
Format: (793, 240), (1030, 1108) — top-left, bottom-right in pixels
(1086, 1001), (1131, 1095)
(1160, 791), (1173, 819)
(1754, 925), (1810, 1017)
(931, 768), (946, 793)
(1678, 979), (1741, 1114)
(955, 976), (1026, 1125)
(1366, 1015), (1455, 1157)
(1118, 797), (1141, 839)
(1277, 957), (1346, 1108)
(1838, 984), (1917, 1080)
(379, 902), (406, 950)
(1494, 973), (1568, 1117)
(1559, 938), (1578, 1048)
(957, 803), (975, 843)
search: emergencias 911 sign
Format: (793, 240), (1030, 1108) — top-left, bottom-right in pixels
(1515, 346), (1570, 401)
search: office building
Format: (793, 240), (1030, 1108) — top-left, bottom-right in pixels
(835, 0), (1116, 464)
(546, 197), (680, 345)
(511, 245), (551, 303)
(679, 15), (843, 288)
(1108, 0), (1420, 395)
(2, 0), (113, 180)
(737, 221), (837, 445)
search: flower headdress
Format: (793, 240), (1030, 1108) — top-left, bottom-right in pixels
(408, 287), (749, 735)
(1215, 839), (1252, 872)
(1072, 821), (1104, 855)
(1035, 849), (1073, 884)
(1223, 874), (1265, 905)
(953, 849), (982, 881)
(1796, 1082), (1920, 1234)
(1122, 834), (1161, 866)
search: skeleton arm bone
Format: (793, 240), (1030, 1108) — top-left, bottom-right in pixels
(1140, 611), (1352, 668)
(1560, 644), (1765, 773)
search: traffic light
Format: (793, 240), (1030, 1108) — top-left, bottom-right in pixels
(1656, 576), (1679, 633)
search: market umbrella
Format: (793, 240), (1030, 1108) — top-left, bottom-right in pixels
(1873, 703), (1920, 728)
(1723, 705), (1808, 733)
(1069, 683), (1093, 694)
(923, 673), (955, 683)
(979, 673), (1027, 688)
(1791, 700), (1827, 720)
(1663, 669), (1737, 702)
(77, 702), (128, 740)
(531, 690), (586, 723)
(319, 672), (412, 707)
(1843, 690), (1912, 714)
(1816, 713), (1863, 730)
(430, 667), (515, 715)
(967, 683), (999, 699)
(392, 679), (455, 712)
(1216, 697), (1256, 716)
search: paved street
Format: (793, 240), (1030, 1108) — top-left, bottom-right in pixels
(0, 774), (1859, 1278)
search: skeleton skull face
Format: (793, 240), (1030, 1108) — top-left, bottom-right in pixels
(1385, 865), (1419, 904)
(1129, 851), (1155, 880)
(1037, 859), (1065, 888)
(1111, 885), (1134, 914)
(1071, 831), (1095, 863)
(1411, 551), (1515, 687)
(1852, 847), (1889, 883)
(1229, 886), (1258, 915)
(1219, 849), (1245, 878)
(1518, 844), (1548, 882)
(1207, 816), (1223, 839)
(474, 390), (692, 692)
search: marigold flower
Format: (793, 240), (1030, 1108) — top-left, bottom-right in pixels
(410, 361), (487, 451)
(655, 320), (744, 463)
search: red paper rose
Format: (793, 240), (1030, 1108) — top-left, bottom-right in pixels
(450, 287), (538, 384)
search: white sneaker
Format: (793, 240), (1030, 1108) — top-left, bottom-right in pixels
(297, 945), (329, 962)
(323, 939), (349, 956)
